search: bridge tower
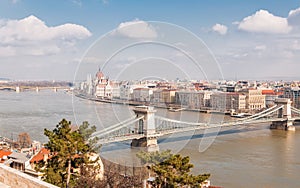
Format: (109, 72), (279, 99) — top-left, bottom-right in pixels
(131, 106), (159, 152)
(270, 98), (295, 131)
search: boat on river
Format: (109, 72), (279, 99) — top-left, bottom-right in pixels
(168, 107), (185, 112)
(230, 113), (251, 118)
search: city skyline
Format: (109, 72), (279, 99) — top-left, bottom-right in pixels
(0, 0), (300, 81)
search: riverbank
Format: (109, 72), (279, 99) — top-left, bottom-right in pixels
(75, 92), (233, 115)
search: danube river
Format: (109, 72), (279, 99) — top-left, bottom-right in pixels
(1, 90), (300, 187)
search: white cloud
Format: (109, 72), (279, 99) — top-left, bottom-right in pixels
(0, 15), (91, 56)
(288, 7), (300, 26)
(254, 45), (266, 51)
(238, 10), (292, 34)
(291, 40), (300, 50)
(232, 21), (239, 25)
(288, 7), (300, 18)
(113, 19), (157, 39)
(281, 50), (294, 58)
(212, 23), (228, 35)
(233, 53), (248, 58)
(71, 0), (82, 7)
(0, 46), (15, 57)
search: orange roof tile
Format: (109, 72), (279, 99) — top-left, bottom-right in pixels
(0, 150), (12, 159)
(30, 148), (50, 163)
(262, 90), (276, 95)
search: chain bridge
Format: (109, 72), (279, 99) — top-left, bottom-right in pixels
(91, 98), (300, 151)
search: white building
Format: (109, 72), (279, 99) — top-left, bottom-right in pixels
(119, 82), (141, 100)
(94, 69), (109, 98)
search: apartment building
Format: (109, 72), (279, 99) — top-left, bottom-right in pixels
(132, 88), (153, 102)
(242, 89), (266, 111)
(283, 87), (300, 109)
(210, 92), (246, 113)
(175, 91), (210, 109)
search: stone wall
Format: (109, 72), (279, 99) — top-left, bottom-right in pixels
(0, 164), (58, 188)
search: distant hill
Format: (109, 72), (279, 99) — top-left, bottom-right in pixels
(0, 78), (10, 81)
(0, 80), (73, 87)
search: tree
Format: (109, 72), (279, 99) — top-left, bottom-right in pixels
(38, 119), (96, 188)
(136, 149), (172, 165)
(18, 132), (31, 148)
(78, 121), (100, 152)
(151, 154), (210, 188)
(137, 150), (210, 188)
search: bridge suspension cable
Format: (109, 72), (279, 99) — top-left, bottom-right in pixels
(92, 116), (144, 138)
(238, 105), (279, 121)
(154, 116), (207, 126)
(291, 106), (300, 114)
(92, 116), (136, 137)
(220, 105), (284, 127)
(240, 105), (283, 122)
(155, 105), (284, 132)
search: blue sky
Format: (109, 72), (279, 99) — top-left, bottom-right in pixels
(0, 0), (300, 81)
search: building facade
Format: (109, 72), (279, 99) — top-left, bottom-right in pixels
(283, 87), (300, 109)
(210, 92), (246, 113)
(94, 69), (109, 98)
(242, 89), (266, 111)
(132, 88), (153, 102)
(262, 89), (281, 108)
(175, 91), (208, 109)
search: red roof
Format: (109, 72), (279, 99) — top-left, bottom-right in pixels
(30, 148), (50, 163)
(262, 90), (276, 95)
(0, 150), (12, 159)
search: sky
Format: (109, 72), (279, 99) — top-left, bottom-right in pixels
(0, 0), (300, 81)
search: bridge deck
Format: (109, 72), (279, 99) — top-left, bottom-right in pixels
(95, 104), (300, 145)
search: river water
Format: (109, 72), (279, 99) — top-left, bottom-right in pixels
(0, 90), (299, 187)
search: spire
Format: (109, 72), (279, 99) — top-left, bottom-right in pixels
(96, 67), (105, 80)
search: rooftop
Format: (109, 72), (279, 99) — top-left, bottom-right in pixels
(0, 150), (12, 162)
(30, 148), (50, 163)
(8, 152), (29, 163)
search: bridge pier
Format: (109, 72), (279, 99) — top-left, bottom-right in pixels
(131, 106), (159, 152)
(270, 120), (295, 131)
(16, 86), (20, 93)
(270, 98), (295, 131)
